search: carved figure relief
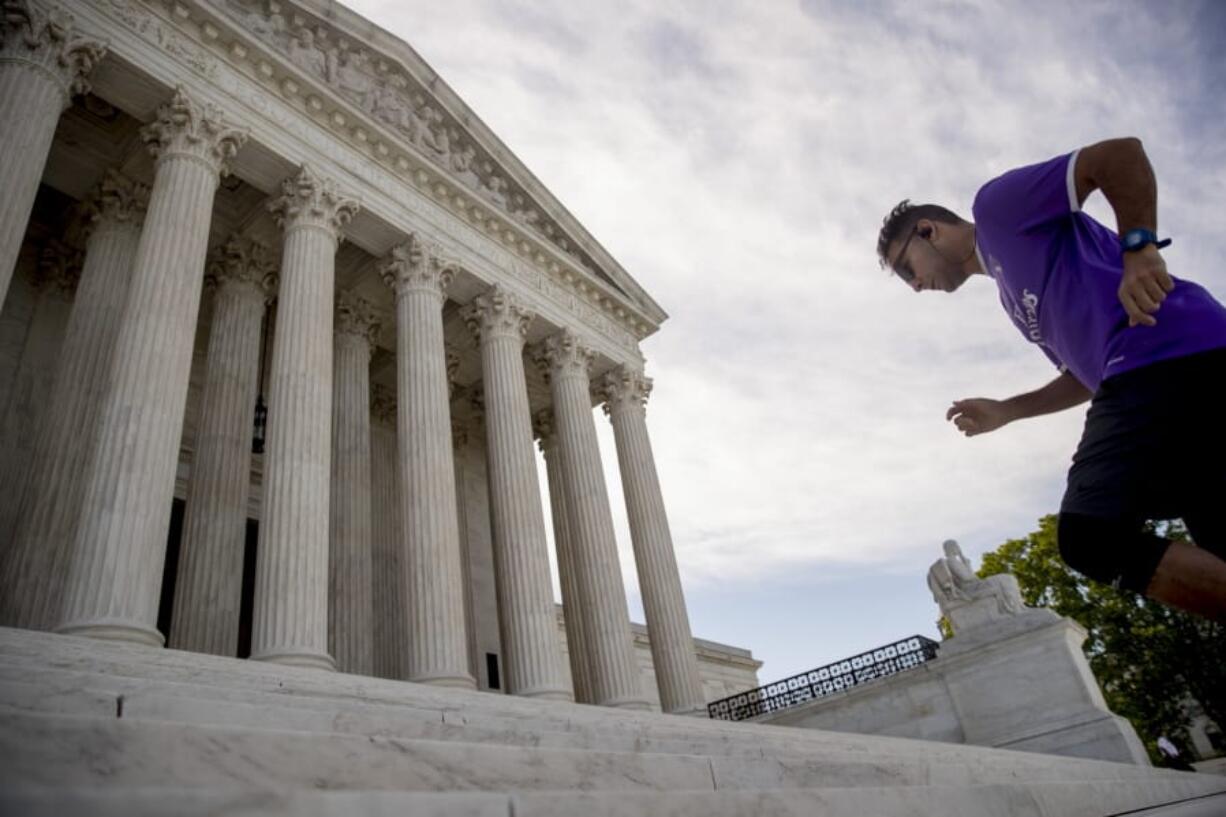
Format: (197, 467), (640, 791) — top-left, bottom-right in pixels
(286, 25), (326, 79)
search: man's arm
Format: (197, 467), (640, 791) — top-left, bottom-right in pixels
(1073, 138), (1174, 327)
(946, 371), (1091, 437)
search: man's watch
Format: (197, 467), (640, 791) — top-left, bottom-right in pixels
(1120, 228), (1172, 253)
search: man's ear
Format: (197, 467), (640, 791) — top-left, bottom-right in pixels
(918, 220), (933, 240)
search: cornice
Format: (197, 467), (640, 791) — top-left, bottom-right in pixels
(122, 0), (666, 346)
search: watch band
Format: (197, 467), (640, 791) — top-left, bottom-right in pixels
(1120, 228), (1172, 253)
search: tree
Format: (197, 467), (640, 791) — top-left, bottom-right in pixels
(976, 514), (1225, 764)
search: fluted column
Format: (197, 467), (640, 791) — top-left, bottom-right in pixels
(1, 174), (146, 630)
(597, 367), (706, 714)
(168, 236), (274, 656)
(533, 408), (595, 703)
(0, 240), (79, 543)
(532, 330), (648, 710)
(328, 292), (378, 675)
(250, 165), (358, 669)
(461, 287), (570, 700)
(56, 89), (246, 645)
(378, 236), (474, 688)
(0, 2), (105, 303)
(370, 384), (405, 680)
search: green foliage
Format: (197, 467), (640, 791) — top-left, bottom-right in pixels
(978, 515), (1225, 764)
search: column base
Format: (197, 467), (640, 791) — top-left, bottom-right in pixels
(666, 703), (711, 718)
(514, 686), (574, 702)
(249, 649), (337, 671)
(409, 671), (477, 690)
(55, 619), (165, 648)
(598, 696), (653, 712)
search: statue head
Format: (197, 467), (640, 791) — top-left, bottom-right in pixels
(943, 539), (962, 559)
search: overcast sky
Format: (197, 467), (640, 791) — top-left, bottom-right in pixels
(344, 0), (1226, 684)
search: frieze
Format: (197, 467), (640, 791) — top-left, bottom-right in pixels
(80, 0), (649, 361)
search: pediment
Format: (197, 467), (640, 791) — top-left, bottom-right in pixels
(212, 0), (667, 329)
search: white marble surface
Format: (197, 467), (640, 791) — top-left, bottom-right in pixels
(761, 615), (1148, 765)
(0, 628), (1208, 786)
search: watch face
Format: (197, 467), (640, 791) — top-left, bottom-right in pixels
(1124, 230), (1149, 250)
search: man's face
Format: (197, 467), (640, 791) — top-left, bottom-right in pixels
(887, 221), (972, 294)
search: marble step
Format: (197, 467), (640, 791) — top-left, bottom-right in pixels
(0, 628), (1189, 782)
(0, 659), (1197, 791)
(0, 671), (1185, 788)
(11, 708), (1189, 795)
(2, 784), (1225, 817)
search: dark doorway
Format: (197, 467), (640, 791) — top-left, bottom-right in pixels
(156, 498), (260, 657)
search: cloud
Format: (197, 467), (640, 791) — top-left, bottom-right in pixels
(346, 0), (1225, 679)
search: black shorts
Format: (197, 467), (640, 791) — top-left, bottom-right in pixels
(1060, 346), (1226, 555)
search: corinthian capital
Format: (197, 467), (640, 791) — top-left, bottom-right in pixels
(268, 164), (360, 239)
(596, 366), (652, 417)
(81, 170), (150, 237)
(36, 238), (82, 299)
(205, 234), (277, 301)
(377, 234), (454, 300)
(460, 285), (533, 345)
(531, 329), (594, 382)
(1, 1), (107, 104)
(335, 291), (380, 346)
(140, 87), (248, 176)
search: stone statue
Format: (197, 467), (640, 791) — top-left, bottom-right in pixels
(328, 47), (374, 109)
(233, 0), (287, 45)
(287, 26), (327, 79)
(928, 540), (1025, 635)
(418, 105), (449, 159)
(449, 139), (481, 189)
(509, 193), (541, 230)
(370, 77), (412, 134)
(482, 168), (508, 209)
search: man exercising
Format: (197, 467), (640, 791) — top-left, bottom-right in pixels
(877, 138), (1226, 622)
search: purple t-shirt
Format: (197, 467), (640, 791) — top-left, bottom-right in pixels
(971, 151), (1226, 391)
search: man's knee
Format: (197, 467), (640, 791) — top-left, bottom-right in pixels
(1056, 512), (1171, 592)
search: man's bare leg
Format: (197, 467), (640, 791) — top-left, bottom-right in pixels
(1146, 541), (1226, 622)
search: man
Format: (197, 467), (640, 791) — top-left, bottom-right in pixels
(877, 138), (1226, 622)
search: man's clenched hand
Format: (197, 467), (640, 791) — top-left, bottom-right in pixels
(1119, 244), (1174, 327)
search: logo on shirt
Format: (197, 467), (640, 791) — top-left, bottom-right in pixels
(1013, 288), (1043, 343)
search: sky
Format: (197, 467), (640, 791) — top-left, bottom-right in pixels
(342, 0), (1226, 685)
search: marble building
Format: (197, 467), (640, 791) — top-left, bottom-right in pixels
(0, 0), (755, 715)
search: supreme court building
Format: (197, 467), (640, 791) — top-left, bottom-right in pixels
(0, 0), (759, 715)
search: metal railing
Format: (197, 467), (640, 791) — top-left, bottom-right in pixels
(707, 635), (940, 722)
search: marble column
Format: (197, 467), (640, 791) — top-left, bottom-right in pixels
(251, 165), (358, 669)
(532, 330), (648, 710)
(56, 88), (246, 645)
(533, 408), (595, 704)
(377, 236), (474, 688)
(0, 2), (105, 304)
(167, 236), (274, 656)
(328, 292), (378, 675)
(461, 287), (570, 700)
(597, 367), (706, 714)
(451, 417), (482, 685)
(0, 240), (79, 553)
(370, 383), (405, 681)
(0, 173), (146, 631)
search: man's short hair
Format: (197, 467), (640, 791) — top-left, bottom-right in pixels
(877, 199), (963, 269)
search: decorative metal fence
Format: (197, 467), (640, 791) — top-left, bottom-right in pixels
(707, 635), (940, 722)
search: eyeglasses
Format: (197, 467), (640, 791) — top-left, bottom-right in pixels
(888, 226), (919, 283)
